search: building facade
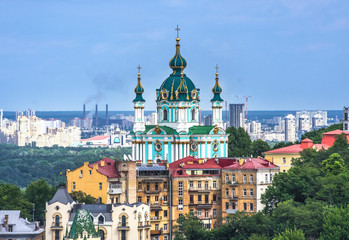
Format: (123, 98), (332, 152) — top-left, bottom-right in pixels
(229, 104), (245, 129)
(131, 33), (229, 163)
(344, 107), (349, 131)
(46, 188), (150, 240)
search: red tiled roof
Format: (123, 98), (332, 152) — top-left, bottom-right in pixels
(81, 135), (110, 141)
(322, 130), (349, 135)
(88, 157), (121, 178)
(264, 143), (328, 154)
(170, 156), (221, 177)
(224, 157), (279, 170)
(302, 138), (313, 142)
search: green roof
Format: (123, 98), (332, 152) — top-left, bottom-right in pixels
(189, 126), (215, 135)
(68, 209), (98, 239)
(144, 125), (178, 135)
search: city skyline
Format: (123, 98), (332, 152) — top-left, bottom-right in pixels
(1, 0), (348, 111)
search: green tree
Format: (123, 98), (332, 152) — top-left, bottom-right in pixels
(320, 205), (349, 240)
(173, 212), (208, 240)
(70, 191), (98, 204)
(252, 139), (270, 157)
(301, 123), (342, 144)
(24, 179), (56, 223)
(226, 127), (252, 157)
(272, 141), (294, 150)
(316, 172), (349, 206)
(273, 228), (305, 240)
(322, 153), (345, 176)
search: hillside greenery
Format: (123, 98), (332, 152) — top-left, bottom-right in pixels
(0, 144), (131, 187)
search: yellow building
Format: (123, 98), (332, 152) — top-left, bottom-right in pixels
(66, 158), (136, 204)
(264, 138), (325, 172)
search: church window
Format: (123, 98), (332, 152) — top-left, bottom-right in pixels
(55, 230), (60, 240)
(191, 109), (196, 121)
(163, 109), (168, 121)
(99, 230), (105, 240)
(121, 215), (127, 227)
(55, 215), (60, 226)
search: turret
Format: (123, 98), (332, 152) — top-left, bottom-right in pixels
(211, 65), (223, 128)
(133, 65), (145, 133)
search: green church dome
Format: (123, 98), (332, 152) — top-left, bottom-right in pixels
(211, 71), (223, 102)
(157, 37), (199, 102)
(133, 71), (145, 102)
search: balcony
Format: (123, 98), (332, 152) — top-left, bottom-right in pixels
(226, 209), (238, 214)
(228, 181), (239, 186)
(197, 204), (212, 209)
(108, 183), (122, 194)
(229, 196), (238, 201)
(150, 216), (162, 222)
(145, 188), (162, 194)
(150, 229), (163, 235)
(188, 187), (211, 193)
(150, 203), (162, 210)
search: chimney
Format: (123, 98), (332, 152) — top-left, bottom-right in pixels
(95, 104), (98, 127)
(83, 104), (86, 119)
(3, 215), (8, 227)
(106, 104), (109, 125)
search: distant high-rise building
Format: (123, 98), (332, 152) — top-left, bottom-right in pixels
(25, 109), (35, 117)
(285, 114), (296, 142)
(344, 106), (349, 131)
(203, 114), (213, 126)
(229, 104), (245, 128)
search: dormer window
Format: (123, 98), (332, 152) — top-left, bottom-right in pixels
(98, 215), (104, 224)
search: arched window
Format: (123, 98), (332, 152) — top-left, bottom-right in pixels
(192, 109), (196, 121)
(163, 109), (168, 121)
(121, 215), (126, 227)
(98, 215), (104, 224)
(55, 215), (60, 226)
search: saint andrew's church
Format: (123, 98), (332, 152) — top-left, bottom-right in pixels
(131, 28), (229, 163)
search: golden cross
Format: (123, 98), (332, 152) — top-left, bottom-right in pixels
(175, 25), (180, 38)
(137, 65), (141, 74)
(215, 64), (219, 74)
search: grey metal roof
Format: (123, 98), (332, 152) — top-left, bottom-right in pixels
(69, 204), (113, 222)
(0, 211), (39, 233)
(48, 187), (74, 205)
(137, 164), (167, 171)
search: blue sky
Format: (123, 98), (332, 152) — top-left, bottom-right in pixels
(0, 0), (348, 111)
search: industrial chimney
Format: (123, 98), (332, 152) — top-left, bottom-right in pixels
(95, 104), (98, 127)
(83, 104), (86, 119)
(106, 104), (109, 125)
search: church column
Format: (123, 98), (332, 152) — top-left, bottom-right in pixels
(148, 142), (152, 160)
(165, 143), (168, 160)
(179, 143), (183, 159)
(142, 143), (145, 162)
(132, 144), (135, 160)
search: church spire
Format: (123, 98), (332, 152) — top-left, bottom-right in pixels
(169, 25), (187, 71)
(133, 65), (145, 102)
(211, 65), (223, 102)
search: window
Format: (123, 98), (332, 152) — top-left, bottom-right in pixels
(99, 230), (105, 240)
(225, 202), (229, 210)
(164, 196), (168, 202)
(178, 199), (183, 211)
(232, 202), (236, 209)
(164, 210), (168, 218)
(146, 183), (150, 191)
(179, 213), (183, 218)
(121, 215), (127, 226)
(282, 157), (286, 164)
(270, 174), (273, 182)
(163, 109), (168, 121)
(197, 210), (202, 217)
(99, 182), (102, 190)
(147, 196), (150, 205)
(155, 224), (159, 230)
(243, 189), (247, 197)
(190, 195), (194, 204)
(225, 174), (229, 182)
(232, 189), (236, 197)
(98, 197), (102, 203)
(164, 224), (168, 231)
(155, 195), (159, 202)
(213, 181), (217, 188)
(243, 203), (247, 211)
(213, 209), (217, 217)
(198, 181), (202, 189)
(121, 230), (126, 240)
(72, 182), (75, 190)
(243, 174), (247, 183)
(89, 170), (92, 175)
(178, 181), (183, 197)
(205, 181), (209, 190)
(164, 236), (168, 240)
(265, 174), (268, 183)
(205, 210), (209, 218)
(250, 175), (253, 183)
(138, 182), (142, 190)
(213, 194), (217, 202)
(232, 174), (236, 183)
(98, 215), (104, 224)
(198, 195), (202, 203)
(250, 189), (254, 197)
(138, 196), (142, 202)
(189, 181), (193, 188)
(80, 170), (83, 177)
(192, 109), (196, 121)
(155, 183), (158, 191)
(204, 223), (211, 229)
(205, 195), (209, 203)
(55, 215), (60, 226)
(225, 188), (229, 196)
(283, 170), (286, 173)
(164, 182), (168, 189)
(250, 203), (254, 212)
